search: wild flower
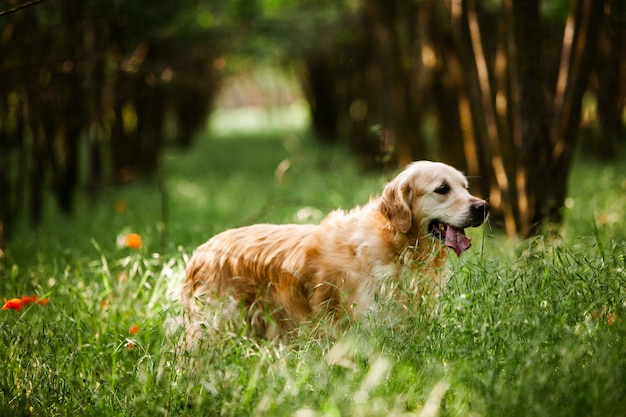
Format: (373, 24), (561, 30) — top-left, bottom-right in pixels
(2, 298), (23, 311)
(129, 324), (140, 335)
(115, 200), (128, 214)
(124, 233), (142, 249)
(2, 295), (49, 311)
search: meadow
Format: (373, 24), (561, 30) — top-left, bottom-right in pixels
(1, 116), (625, 416)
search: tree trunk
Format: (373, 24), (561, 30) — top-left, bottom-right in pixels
(546, 0), (603, 230)
(594, 2), (626, 157)
(304, 56), (339, 142)
(366, 0), (426, 167)
(507, 0), (551, 236)
(497, 0), (602, 236)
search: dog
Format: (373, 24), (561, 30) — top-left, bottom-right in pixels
(182, 161), (489, 339)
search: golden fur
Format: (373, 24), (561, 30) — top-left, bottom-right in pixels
(182, 161), (488, 339)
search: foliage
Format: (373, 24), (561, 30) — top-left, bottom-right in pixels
(0, 0), (234, 231)
(2, 0), (624, 242)
(1, 126), (625, 416)
(287, 0), (626, 236)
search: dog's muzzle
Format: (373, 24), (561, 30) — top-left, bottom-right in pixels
(428, 199), (489, 256)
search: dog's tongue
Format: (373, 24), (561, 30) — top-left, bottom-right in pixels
(445, 226), (471, 256)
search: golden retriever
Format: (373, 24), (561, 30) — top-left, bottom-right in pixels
(182, 161), (488, 339)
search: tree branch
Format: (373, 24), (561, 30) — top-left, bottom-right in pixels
(0, 0), (46, 18)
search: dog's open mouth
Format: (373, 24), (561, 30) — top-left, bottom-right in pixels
(429, 221), (472, 256)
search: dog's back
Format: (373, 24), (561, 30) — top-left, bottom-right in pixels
(183, 223), (319, 337)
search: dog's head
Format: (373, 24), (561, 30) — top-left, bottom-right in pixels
(379, 161), (489, 255)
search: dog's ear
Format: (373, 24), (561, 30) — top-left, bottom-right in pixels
(380, 181), (413, 233)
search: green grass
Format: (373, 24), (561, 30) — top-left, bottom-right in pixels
(1, 124), (625, 416)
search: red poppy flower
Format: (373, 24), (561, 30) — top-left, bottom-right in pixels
(21, 295), (38, 305)
(3, 298), (23, 311)
(3, 295), (49, 311)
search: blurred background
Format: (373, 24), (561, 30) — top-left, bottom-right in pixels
(0, 0), (624, 249)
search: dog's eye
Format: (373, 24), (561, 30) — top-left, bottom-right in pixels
(434, 183), (450, 195)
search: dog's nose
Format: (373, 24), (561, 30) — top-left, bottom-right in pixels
(475, 200), (489, 213)
(470, 200), (489, 225)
